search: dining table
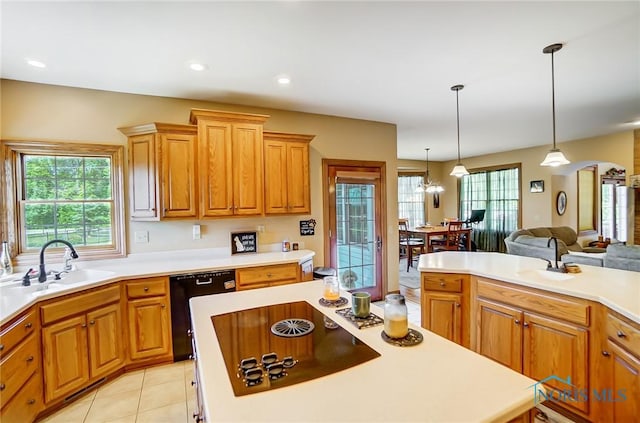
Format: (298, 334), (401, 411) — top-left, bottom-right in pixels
(409, 225), (472, 252)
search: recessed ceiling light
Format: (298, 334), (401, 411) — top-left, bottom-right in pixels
(277, 75), (291, 85)
(26, 59), (46, 68)
(189, 63), (207, 71)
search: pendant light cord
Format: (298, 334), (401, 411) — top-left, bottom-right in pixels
(551, 49), (557, 150)
(456, 89), (461, 162)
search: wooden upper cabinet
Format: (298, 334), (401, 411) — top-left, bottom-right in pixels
(120, 123), (198, 220)
(190, 109), (269, 217)
(263, 131), (314, 215)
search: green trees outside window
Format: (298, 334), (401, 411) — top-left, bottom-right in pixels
(23, 155), (113, 249)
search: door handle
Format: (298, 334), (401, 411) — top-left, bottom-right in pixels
(376, 236), (382, 252)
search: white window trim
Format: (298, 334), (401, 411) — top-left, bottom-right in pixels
(1, 140), (126, 265)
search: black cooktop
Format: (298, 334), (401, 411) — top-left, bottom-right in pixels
(211, 301), (381, 396)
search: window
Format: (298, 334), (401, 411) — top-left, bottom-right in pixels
(1, 141), (125, 261)
(601, 176), (627, 242)
(398, 173), (425, 228)
(459, 165), (520, 252)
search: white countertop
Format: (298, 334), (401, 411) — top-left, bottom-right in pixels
(0, 249), (315, 325)
(418, 252), (640, 323)
(189, 281), (539, 423)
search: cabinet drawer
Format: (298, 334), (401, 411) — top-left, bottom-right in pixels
(606, 313), (640, 357)
(237, 264), (298, 285)
(126, 277), (168, 298)
(476, 278), (590, 326)
(41, 284), (120, 325)
(0, 308), (37, 359)
(0, 333), (39, 406)
(423, 274), (465, 292)
(0, 371), (43, 423)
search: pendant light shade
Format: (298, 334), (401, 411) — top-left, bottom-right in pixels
(449, 84), (469, 177)
(416, 148), (444, 193)
(540, 43), (570, 167)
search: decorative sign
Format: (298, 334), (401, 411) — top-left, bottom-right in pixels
(231, 231), (257, 255)
(299, 219), (316, 236)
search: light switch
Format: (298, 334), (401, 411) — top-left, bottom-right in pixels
(193, 224), (201, 240)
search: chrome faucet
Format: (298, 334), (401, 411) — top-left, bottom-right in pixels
(38, 239), (78, 282)
(546, 236), (567, 273)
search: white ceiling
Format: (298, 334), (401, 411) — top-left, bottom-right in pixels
(1, 1), (639, 161)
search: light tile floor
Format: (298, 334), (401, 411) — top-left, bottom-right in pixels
(38, 361), (196, 423)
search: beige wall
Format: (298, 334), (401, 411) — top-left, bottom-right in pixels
(1, 80), (400, 290)
(436, 131), (634, 235)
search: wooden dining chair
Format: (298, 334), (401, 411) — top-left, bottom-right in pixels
(432, 221), (464, 252)
(399, 219), (425, 271)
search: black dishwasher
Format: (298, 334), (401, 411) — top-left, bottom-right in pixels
(170, 269), (236, 361)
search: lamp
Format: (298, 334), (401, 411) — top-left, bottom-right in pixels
(449, 84), (469, 177)
(415, 148), (444, 193)
(540, 43), (570, 167)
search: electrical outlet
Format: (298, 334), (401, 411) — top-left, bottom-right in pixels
(257, 225), (265, 233)
(193, 224), (201, 240)
(134, 231), (149, 244)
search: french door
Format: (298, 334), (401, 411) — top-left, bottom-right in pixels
(323, 160), (386, 301)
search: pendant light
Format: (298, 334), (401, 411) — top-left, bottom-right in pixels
(415, 148), (444, 193)
(449, 84), (469, 177)
(540, 43), (570, 167)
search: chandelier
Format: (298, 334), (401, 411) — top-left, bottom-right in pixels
(415, 148), (444, 193)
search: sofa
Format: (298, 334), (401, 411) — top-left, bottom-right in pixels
(604, 244), (640, 272)
(504, 226), (606, 265)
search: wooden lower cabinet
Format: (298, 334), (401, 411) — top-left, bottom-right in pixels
(473, 277), (592, 419)
(476, 298), (523, 372)
(42, 303), (124, 403)
(235, 263), (300, 290)
(421, 273), (469, 347)
(423, 291), (463, 345)
(0, 307), (43, 423)
(125, 277), (172, 363)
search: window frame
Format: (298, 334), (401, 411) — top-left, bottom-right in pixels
(1, 140), (126, 264)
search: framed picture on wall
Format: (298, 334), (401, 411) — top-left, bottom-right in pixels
(530, 180), (544, 193)
(556, 191), (567, 216)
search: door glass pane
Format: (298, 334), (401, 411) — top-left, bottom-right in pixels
(336, 182), (376, 290)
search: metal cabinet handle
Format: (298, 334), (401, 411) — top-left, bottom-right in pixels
(26, 355), (34, 362)
(187, 329), (192, 336)
(602, 350), (611, 357)
(514, 319), (520, 325)
(0, 383), (5, 390)
(0, 344), (4, 351)
(440, 282), (445, 287)
(267, 273), (273, 278)
(90, 320), (95, 325)
(523, 322), (529, 328)
(144, 287), (149, 292)
(455, 303), (460, 308)
(161, 304), (166, 308)
(27, 398), (36, 405)
(617, 330), (626, 338)
(191, 380), (196, 386)
(81, 323), (87, 328)
(193, 412), (202, 422)
(25, 322), (33, 329)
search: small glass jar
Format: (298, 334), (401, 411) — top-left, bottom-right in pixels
(323, 276), (341, 301)
(384, 294), (408, 338)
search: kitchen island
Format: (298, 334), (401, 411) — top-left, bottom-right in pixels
(189, 280), (539, 422)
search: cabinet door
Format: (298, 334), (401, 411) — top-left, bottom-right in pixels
(127, 297), (171, 361)
(87, 304), (124, 379)
(476, 299), (523, 372)
(422, 291), (462, 345)
(523, 312), (589, 415)
(604, 340), (640, 421)
(199, 121), (233, 217)
(232, 123), (263, 215)
(285, 141), (310, 214)
(160, 133), (197, 218)
(129, 134), (159, 220)
(264, 140), (289, 214)
(42, 315), (89, 402)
